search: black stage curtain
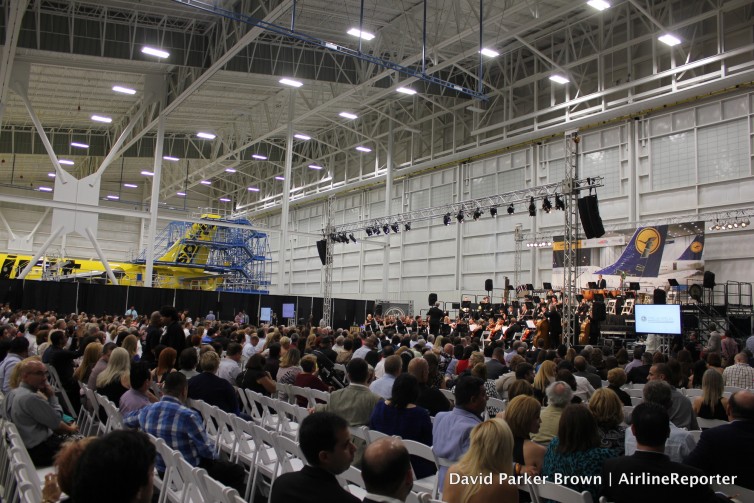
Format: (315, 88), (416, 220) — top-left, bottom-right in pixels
(365, 300), (376, 319)
(174, 290), (218, 321)
(311, 297), (324, 326)
(126, 286), (175, 316)
(0, 280), (24, 309)
(77, 283), (128, 316)
(296, 296), (313, 325)
(353, 300), (367, 325)
(21, 281), (77, 313)
(217, 292), (253, 321)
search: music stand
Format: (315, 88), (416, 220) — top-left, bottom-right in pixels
(526, 284), (534, 291)
(668, 279), (679, 287)
(451, 302), (461, 309)
(543, 282), (552, 290)
(629, 282), (640, 291)
(587, 281), (598, 289)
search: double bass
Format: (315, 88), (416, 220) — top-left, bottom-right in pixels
(579, 318), (591, 345)
(533, 316), (550, 348)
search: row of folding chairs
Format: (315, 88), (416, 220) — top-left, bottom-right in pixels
(45, 364), (77, 419)
(77, 385), (123, 437)
(0, 420), (55, 503)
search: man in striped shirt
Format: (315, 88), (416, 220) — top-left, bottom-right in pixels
(723, 352), (754, 389)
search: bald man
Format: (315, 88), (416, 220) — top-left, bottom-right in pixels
(361, 437), (413, 503)
(684, 390), (754, 489)
(408, 357), (450, 416)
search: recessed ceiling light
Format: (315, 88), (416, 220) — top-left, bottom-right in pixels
(91, 115), (112, 123)
(248, 187), (260, 192)
(396, 87), (417, 95)
(308, 164), (323, 170)
(275, 176), (285, 181)
(347, 28), (375, 41)
(219, 197), (231, 202)
(549, 74), (570, 84)
(58, 159), (74, 166)
(124, 183), (138, 188)
(480, 47), (499, 58)
(294, 134), (311, 140)
(252, 154), (267, 160)
(112, 85), (137, 95)
(200, 180), (211, 185)
(279, 78), (303, 87)
(339, 112), (358, 120)
(355, 146), (372, 153)
(197, 132), (216, 140)
(39, 186), (53, 192)
(48, 173), (56, 177)
(658, 34), (681, 46)
(163, 156), (180, 161)
(70, 142), (89, 149)
(225, 168), (237, 173)
(176, 191), (186, 196)
(106, 195), (120, 200)
(141, 46), (170, 58)
(587, 0), (611, 11)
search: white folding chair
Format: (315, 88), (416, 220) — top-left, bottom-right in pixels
(258, 395), (281, 431)
(274, 435), (307, 474)
(696, 418), (728, 429)
(337, 464), (367, 500)
(276, 400), (302, 440)
(45, 365), (77, 419)
(402, 439), (440, 498)
(349, 425), (371, 446)
(229, 415), (258, 502)
(84, 387), (105, 436)
(630, 396), (642, 406)
(250, 423), (281, 503)
(684, 388), (702, 397)
(243, 389), (266, 426)
(486, 397), (506, 417)
(529, 481), (593, 503)
(309, 388), (330, 404)
(440, 389), (455, 405)
(289, 385), (315, 408)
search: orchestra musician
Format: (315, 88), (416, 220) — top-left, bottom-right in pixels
(596, 274), (607, 289)
(545, 304), (562, 349)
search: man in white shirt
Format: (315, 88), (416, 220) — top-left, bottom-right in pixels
(217, 342), (242, 384)
(369, 355), (401, 400)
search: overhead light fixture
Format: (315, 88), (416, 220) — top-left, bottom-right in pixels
(70, 142), (89, 149)
(91, 115), (112, 123)
(38, 186), (53, 192)
(112, 85), (137, 95)
(355, 146), (372, 153)
(587, 0), (611, 11)
(396, 87), (417, 95)
(197, 132), (216, 139)
(349, 234), (357, 243)
(279, 78), (303, 87)
(200, 180), (211, 185)
(141, 46), (170, 59)
(163, 156), (180, 161)
(219, 197), (231, 202)
(507, 204), (515, 215)
(308, 164), (323, 170)
(176, 192), (186, 196)
(490, 206), (498, 217)
(443, 213), (451, 226)
(339, 112), (358, 120)
(106, 195), (120, 200)
(248, 187), (260, 192)
(549, 74), (570, 84)
(366, 227), (373, 237)
(141, 170), (154, 176)
(404, 223), (411, 231)
(480, 47), (499, 58)
(294, 134), (311, 140)
(727, 222), (734, 229)
(542, 196), (552, 213)
(252, 154), (267, 160)
(48, 173), (56, 177)
(555, 194), (565, 210)
(473, 208), (483, 221)
(58, 159), (74, 166)
(225, 168), (237, 173)
(124, 183), (138, 188)
(373, 226), (381, 235)
(347, 28), (375, 41)
(658, 34), (682, 47)
(714, 222), (721, 230)
(391, 223), (400, 233)
(383, 224), (390, 235)
(456, 211), (465, 223)
(528, 197), (536, 216)
(275, 176), (285, 181)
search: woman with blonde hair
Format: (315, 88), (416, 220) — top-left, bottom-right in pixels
(95, 347), (131, 405)
(121, 334), (139, 362)
(505, 395), (546, 477)
(73, 342), (102, 384)
(443, 418), (518, 503)
(692, 368), (729, 421)
(276, 347), (302, 401)
(588, 388), (626, 454)
(532, 360), (557, 405)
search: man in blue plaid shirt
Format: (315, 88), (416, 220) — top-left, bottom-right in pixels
(123, 371), (244, 492)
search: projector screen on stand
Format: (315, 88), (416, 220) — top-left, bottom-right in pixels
(634, 304), (681, 335)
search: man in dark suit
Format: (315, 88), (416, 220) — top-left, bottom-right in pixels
(601, 402), (720, 503)
(361, 437), (413, 503)
(684, 390), (754, 489)
(596, 274), (607, 289)
(426, 302), (444, 336)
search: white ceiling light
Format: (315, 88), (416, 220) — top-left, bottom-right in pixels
(294, 134), (311, 140)
(658, 34), (682, 46)
(163, 156), (180, 161)
(106, 195), (120, 200)
(124, 183), (138, 188)
(225, 168), (237, 173)
(141, 46), (170, 58)
(112, 85), (137, 95)
(38, 187), (53, 192)
(197, 132), (216, 140)
(355, 146), (372, 153)
(396, 87), (417, 95)
(70, 142), (89, 149)
(48, 172), (56, 177)
(480, 47), (499, 58)
(176, 191), (186, 196)
(587, 0), (611, 11)
(58, 159), (74, 165)
(339, 112), (358, 120)
(252, 154), (267, 160)
(219, 197), (231, 202)
(347, 28), (375, 41)
(91, 115), (112, 123)
(279, 78), (303, 87)
(549, 74), (570, 84)
(275, 176), (285, 181)
(141, 170), (154, 176)
(248, 187), (260, 192)
(308, 164), (323, 170)
(200, 180), (211, 185)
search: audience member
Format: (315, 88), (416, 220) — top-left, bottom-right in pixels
(505, 395), (546, 477)
(606, 367), (632, 407)
(692, 369), (729, 421)
(96, 347), (131, 407)
(532, 380), (572, 445)
(532, 360), (556, 405)
(648, 362), (698, 430)
(152, 347), (177, 385)
(408, 357), (450, 416)
(178, 347), (199, 380)
(0, 336), (29, 393)
(627, 351), (652, 384)
(369, 354), (402, 400)
(588, 387), (626, 455)
(119, 362), (156, 415)
(574, 355), (602, 389)
(187, 350), (240, 415)
(236, 353), (277, 395)
(217, 342), (242, 383)
(485, 347), (508, 380)
(722, 352), (754, 389)
(361, 437), (414, 503)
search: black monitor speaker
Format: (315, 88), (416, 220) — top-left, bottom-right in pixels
(485, 279), (493, 291)
(316, 240), (327, 266)
(653, 289), (667, 305)
(592, 301), (607, 321)
(578, 194), (605, 238)
(428, 293), (438, 306)
(543, 282), (552, 290)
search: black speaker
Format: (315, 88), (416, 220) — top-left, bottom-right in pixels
(428, 293), (437, 306)
(653, 289), (667, 305)
(375, 303), (383, 316)
(703, 271), (716, 289)
(316, 240), (327, 266)
(592, 301), (607, 322)
(485, 279), (493, 291)
(578, 195), (605, 238)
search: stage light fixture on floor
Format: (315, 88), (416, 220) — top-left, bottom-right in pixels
(349, 234), (357, 243)
(528, 197), (536, 216)
(443, 213), (451, 225)
(456, 211), (464, 223)
(404, 223), (411, 231)
(391, 223), (400, 233)
(542, 196), (552, 213)
(507, 204), (514, 214)
(555, 194), (565, 210)
(473, 208), (483, 221)
(490, 206), (497, 217)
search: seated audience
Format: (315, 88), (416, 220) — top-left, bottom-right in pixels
(692, 368), (729, 421)
(505, 395), (546, 477)
(276, 347), (303, 401)
(293, 354), (330, 407)
(722, 352), (754, 389)
(649, 362), (698, 430)
(178, 347), (199, 380)
(532, 360), (556, 405)
(606, 367), (632, 407)
(361, 437), (414, 503)
(532, 381), (572, 445)
(237, 353), (277, 395)
(588, 387), (626, 455)
(187, 350), (240, 415)
(119, 362), (157, 415)
(408, 356), (450, 416)
(369, 354), (402, 400)
(96, 347), (132, 406)
(151, 347), (177, 385)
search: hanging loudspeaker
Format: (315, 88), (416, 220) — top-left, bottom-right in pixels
(485, 279), (493, 292)
(703, 271), (716, 289)
(577, 194), (605, 239)
(653, 289), (667, 305)
(428, 293), (438, 306)
(316, 240), (327, 266)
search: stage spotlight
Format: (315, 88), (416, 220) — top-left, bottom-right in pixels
(742, 219), (750, 227)
(349, 234), (357, 243)
(391, 223), (400, 233)
(340, 233), (348, 242)
(528, 197), (536, 216)
(727, 222), (734, 229)
(382, 224), (390, 234)
(714, 222), (721, 230)
(490, 207), (498, 217)
(456, 211), (464, 223)
(374, 226), (381, 235)
(329, 233), (337, 242)
(366, 227), (373, 236)
(443, 213), (451, 226)
(542, 196), (552, 213)
(473, 208), (483, 221)
(555, 194), (565, 210)
(404, 222), (411, 231)
(507, 204), (514, 215)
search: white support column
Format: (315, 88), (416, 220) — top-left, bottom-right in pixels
(85, 227), (118, 285)
(144, 114), (166, 287)
(382, 114), (394, 301)
(278, 89), (295, 294)
(17, 227), (63, 279)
